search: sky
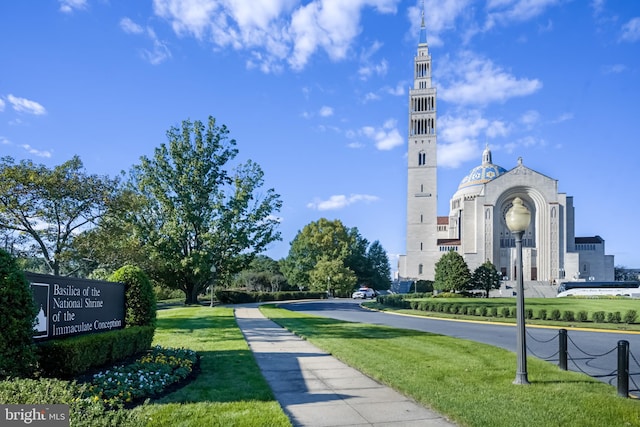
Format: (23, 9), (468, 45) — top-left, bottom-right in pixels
(1, 0), (640, 273)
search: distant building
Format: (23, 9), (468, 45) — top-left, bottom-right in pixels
(397, 11), (614, 284)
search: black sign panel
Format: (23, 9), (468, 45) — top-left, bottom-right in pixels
(26, 273), (125, 341)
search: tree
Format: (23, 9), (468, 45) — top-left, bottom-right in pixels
(0, 156), (120, 276)
(308, 258), (357, 297)
(472, 261), (501, 297)
(109, 265), (157, 327)
(281, 218), (352, 288)
(0, 249), (38, 378)
(433, 251), (471, 293)
(233, 255), (289, 291)
(126, 117), (282, 304)
(281, 218), (392, 290)
(366, 240), (392, 290)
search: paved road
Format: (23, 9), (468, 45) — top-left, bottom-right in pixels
(278, 299), (640, 394)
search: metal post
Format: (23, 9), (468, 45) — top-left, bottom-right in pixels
(210, 265), (217, 307)
(618, 340), (629, 398)
(559, 329), (568, 370)
(513, 229), (530, 385)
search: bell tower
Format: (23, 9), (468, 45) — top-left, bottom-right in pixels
(402, 7), (439, 280)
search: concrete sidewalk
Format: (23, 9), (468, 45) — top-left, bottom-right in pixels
(235, 306), (458, 427)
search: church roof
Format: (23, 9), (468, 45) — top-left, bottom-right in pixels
(458, 146), (507, 190)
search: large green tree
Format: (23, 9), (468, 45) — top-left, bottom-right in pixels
(308, 257), (357, 297)
(126, 117), (282, 304)
(281, 218), (352, 288)
(0, 156), (120, 276)
(281, 218), (391, 290)
(433, 250), (471, 293)
(366, 240), (392, 290)
(472, 261), (501, 297)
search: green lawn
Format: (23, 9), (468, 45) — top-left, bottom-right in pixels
(131, 306), (291, 427)
(261, 304), (640, 427)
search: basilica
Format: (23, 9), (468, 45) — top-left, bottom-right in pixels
(397, 13), (614, 284)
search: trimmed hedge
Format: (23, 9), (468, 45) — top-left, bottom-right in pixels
(378, 296), (639, 326)
(37, 326), (154, 378)
(215, 290), (327, 304)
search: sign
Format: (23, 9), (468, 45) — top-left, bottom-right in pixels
(0, 405), (69, 426)
(26, 273), (125, 341)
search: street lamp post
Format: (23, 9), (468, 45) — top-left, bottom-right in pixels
(505, 197), (531, 385)
(210, 265), (217, 308)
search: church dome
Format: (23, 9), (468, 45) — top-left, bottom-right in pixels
(457, 146), (506, 190)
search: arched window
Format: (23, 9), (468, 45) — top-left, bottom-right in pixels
(418, 264), (423, 275)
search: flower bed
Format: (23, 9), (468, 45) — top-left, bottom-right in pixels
(83, 346), (198, 407)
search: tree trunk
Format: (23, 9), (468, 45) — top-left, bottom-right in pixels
(183, 285), (200, 305)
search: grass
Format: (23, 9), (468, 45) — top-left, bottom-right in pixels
(260, 304), (640, 427)
(373, 297), (640, 331)
(129, 306), (291, 427)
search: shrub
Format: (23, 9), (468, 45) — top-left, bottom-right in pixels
(538, 309), (547, 320)
(577, 311), (589, 322)
(109, 266), (156, 328)
(154, 285), (183, 300)
(592, 311), (606, 323)
(479, 306), (488, 316)
(37, 326), (154, 378)
(525, 308), (534, 319)
(0, 378), (143, 427)
(0, 249), (38, 379)
(607, 312), (622, 324)
(550, 309), (562, 321)
(623, 310), (638, 324)
(490, 307), (498, 317)
(501, 307), (510, 318)
(562, 311), (575, 322)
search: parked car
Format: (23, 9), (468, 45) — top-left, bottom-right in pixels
(352, 287), (376, 299)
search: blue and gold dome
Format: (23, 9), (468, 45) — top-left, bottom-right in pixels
(458, 146), (506, 189)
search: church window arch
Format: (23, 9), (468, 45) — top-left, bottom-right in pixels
(418, 151), (426, 166)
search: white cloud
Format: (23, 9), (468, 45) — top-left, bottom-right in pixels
(485, 0), (562, 30)
(307, 193), (379, 210)
(0, 98), (4, 112)
(143, 36), (172, 65)
(7, 95), (47, 115)
(1, 137), (9, 145)
(120, 17), (145, 34)
(439, 51), (542, 105)
(620, 17), (640, 43)
(385, 81), (406, 96)
(120, 18), (172, 65)
(602, 64), (627, 74)
(439, 111), (487, 143)
(20, 144), (52, 158)
(437, 111), (489, 168)
(319, 106), (334, 117)
(551, 112), (573, 124)
(363, 92), (380, 102)
(486, 120), (510, 138)
(59, 0), (87, 14)
(407, 0), (472, 47)
(503, 136), (545, 154)
(438, 138), (478, 169)
(360, 118), (403, 150)
(153, 0), (400, 72)
(520, 110), (540, 127)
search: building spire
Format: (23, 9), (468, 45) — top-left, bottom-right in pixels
(419, 0), (428, 45)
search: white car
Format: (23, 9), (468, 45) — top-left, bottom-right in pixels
(352, 287), (376, 299)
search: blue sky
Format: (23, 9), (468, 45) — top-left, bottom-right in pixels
(1, 0), (639, 272)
